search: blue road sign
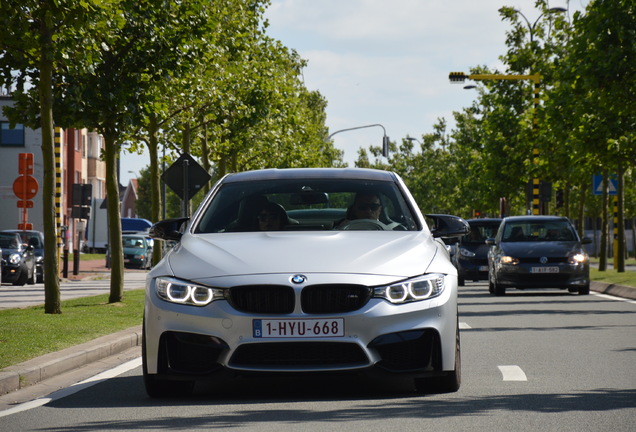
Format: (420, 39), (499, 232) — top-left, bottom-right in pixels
(593, 174), (618, 195)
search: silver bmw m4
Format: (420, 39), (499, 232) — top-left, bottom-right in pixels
(143, 168), (468, 397)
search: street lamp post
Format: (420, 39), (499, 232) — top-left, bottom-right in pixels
(329, 124), (390, 158)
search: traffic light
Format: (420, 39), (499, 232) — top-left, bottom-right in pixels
(72, 183), (92, 206)
(449, 72), (467, 83)
(71, 206), (91, 219)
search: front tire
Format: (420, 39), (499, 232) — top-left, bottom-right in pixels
(13, 267), (28, 286)
(27, 265), (36, 285)
(578, 284), (590, 295)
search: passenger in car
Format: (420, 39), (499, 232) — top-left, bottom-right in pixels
(257, 202), (290, 231)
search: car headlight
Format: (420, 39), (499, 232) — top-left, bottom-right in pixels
(155, 276), (225, 306)
(374, 273), (445, 304)
(568, 252), (588, 264)
(499, 256), (519, 265)
(9, 253), (22, 265)
(459, 247), (475, 258)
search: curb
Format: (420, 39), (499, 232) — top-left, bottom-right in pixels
(590, 281), (636, 300)
(0, 325), (142, 396)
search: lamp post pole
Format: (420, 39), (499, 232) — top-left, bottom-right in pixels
(329, 124), (390, 158)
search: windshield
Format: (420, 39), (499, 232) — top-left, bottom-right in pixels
(193, 178), (419, 233)
(461, 222), (501, 243)
(502, 221), (577, 242)
(123, 236), (146, 248)
(0, 233), (20, 249)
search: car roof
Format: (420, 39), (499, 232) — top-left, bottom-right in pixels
(502, 216), (570, 223)
(467, 218), (502, 224)
(221, 168), (398, 183)
(2, 229), (43, 236)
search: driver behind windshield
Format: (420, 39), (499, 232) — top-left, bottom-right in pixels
(336, 191), (382, 228)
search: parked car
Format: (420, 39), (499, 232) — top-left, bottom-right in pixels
(0, 231), (36, 286)
(143, 168), (469, 397)
(106, 233), (153, 269)
(2, 230), (45, 283)
(453, 218), (502, 286)
(486, 216), (591, 296)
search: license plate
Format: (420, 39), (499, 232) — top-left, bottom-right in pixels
(253, 318), (344, 338)
(531, 266), (559, 273)
(479, 266), (488, 272)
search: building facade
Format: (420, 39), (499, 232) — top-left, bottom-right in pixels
(0, 96), (107, 252)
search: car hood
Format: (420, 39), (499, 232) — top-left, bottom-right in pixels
(499, 241), (583, 257)
(162, 231), (445, 281)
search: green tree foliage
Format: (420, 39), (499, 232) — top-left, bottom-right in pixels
(0, 0), (102, 313)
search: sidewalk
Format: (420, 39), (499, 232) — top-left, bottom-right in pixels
(62, 257), (113, 281)
(1, 269), (635, 397)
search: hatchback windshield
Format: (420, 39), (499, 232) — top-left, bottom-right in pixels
(194, 178), (418, 233)
(501, 220), (577, 242)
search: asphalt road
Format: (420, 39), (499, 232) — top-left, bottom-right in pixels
(1, 281), (634, 431)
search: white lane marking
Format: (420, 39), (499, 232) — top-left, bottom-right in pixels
(459, 322), (471, 329)
(592, 292), (636, 304)
(0, 357), (142, 418)
(498, 365), (527, 381)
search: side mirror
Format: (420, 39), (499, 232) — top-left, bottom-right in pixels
(485, 238), (496, 246)
(149, 217), (189, 241)
(581, 237), (592, 245)
(426, 214), (470, 239)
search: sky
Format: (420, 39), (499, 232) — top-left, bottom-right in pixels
(119, 0), (589, 186)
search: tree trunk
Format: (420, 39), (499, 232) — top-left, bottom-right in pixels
(104, 132), (124, 303)
(616, 165), (625, 272)
(39, 12), (61, 314)
(147, 115), (163, 266)
(599, 171), (609, 271)
(577, 182), (586, 239)
(200, 121), (212, 195)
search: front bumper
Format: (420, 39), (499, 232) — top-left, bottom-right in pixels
(457, 258), (489, 281)
(1, 263), (24, 283)
(495, 263), (589, 289)
(124, 254), (147, 268)
(143, 273), (458, 381)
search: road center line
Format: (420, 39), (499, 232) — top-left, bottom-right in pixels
(498, 365), (527, 381)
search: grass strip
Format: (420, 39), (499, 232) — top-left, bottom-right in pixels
(0, 289), (144, 369)
(590, 267), (636, 287)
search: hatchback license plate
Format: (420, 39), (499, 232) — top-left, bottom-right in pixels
(253, 318), (344, 338)
(531, 266), (559, 273)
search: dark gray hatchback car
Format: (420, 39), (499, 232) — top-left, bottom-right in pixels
(486, 216), (591, 296)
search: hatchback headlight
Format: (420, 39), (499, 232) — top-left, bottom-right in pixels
(568, 252), (588, 264)
(500, 255), (519, 265)
(155, 277), (225, 306)
(9, 253), (22, 265)
(374, 273), (445, 304)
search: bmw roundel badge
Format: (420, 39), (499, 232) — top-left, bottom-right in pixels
(291, 274), (307, 284)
